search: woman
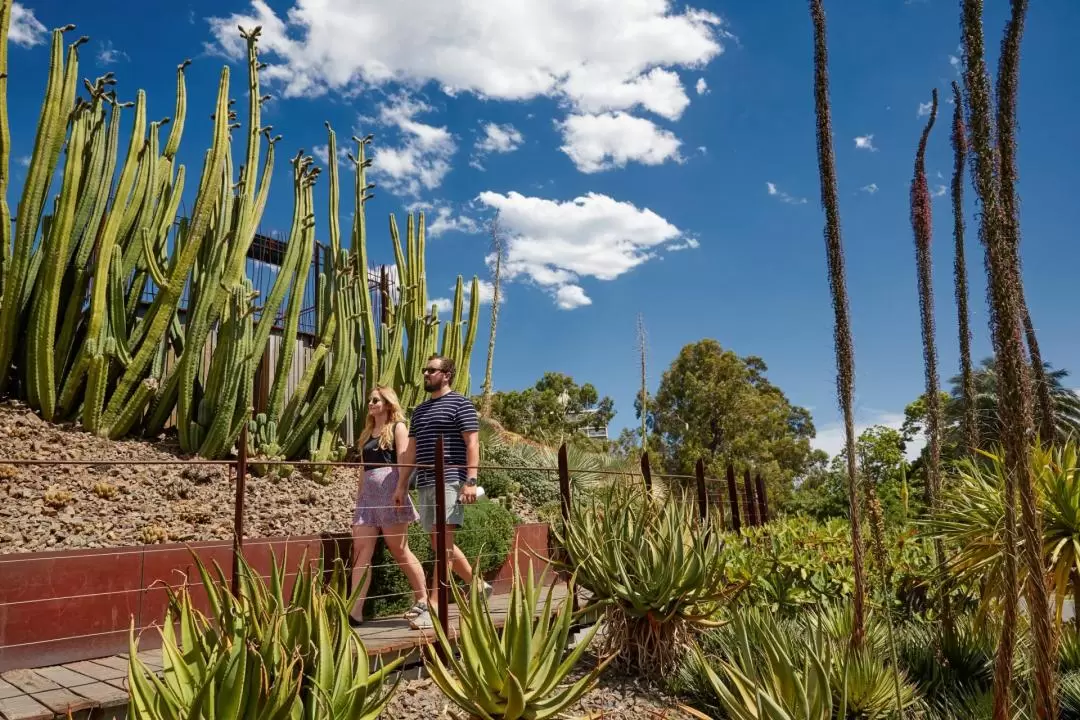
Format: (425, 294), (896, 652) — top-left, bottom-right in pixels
(348, 386), (429, 627)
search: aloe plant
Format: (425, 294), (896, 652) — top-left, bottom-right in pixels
(555, 481), (743, 676)
(127, 550), (400, 719)
(424, 564), (611, 720)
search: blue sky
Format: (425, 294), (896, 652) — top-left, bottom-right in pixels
(6, 0), (1079, 458)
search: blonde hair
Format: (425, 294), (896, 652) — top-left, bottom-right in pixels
(358, 386), (406, 450)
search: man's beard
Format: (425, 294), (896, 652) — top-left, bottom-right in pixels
(424, 378), (439, 392)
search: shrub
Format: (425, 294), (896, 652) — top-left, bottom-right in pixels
(362, 496), (517, 618)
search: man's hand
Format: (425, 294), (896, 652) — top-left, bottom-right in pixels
(459, 483), (478, 505)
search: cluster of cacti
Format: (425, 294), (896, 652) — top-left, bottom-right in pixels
(350, 199), (482, 429)
(0, 9), (482, 463)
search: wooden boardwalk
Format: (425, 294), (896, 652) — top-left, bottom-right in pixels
(0, 585), (570, 720)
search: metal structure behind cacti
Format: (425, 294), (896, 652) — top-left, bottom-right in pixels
(0, 11), (482, 464)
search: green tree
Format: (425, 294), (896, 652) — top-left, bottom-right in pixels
(786, 427), (915, 525)
(650, 340), (814, 504)
(484, 372), (615, 443)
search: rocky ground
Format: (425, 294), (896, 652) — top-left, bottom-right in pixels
(382, 665), (696, 719)
(0, 401), (358, 553)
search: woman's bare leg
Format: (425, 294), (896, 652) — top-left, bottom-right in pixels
(350, 524), (379, 621)
(383, 523), (427, 604)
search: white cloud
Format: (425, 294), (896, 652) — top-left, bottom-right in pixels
(555, 285), (591, 310)
(812, 410), (926, 462)
(97, 40), (129, 65)
(364, 92), (456, 196)
(949, 54), (961, 74)
(430, 279), (503, 314)
(475, 191), (687, 308)
(206, 0), (729, 121)
(17, 155), (30, 168)
(475, 123), (523, 155)
(10, 3), (45, 48)
(917, 100), (933, 117)
(766, 181), (807, 205)
(667, 237), (700, 251)
(697, 145), (707, 155)
(557, 112), (682, 173)
(695, 77), (709, 95)
(311, 143), (349, 168)
(854, 134), (877, 152)
(471, 122), (523, 169)
(860, 183), (878, 195)
(932, 184), (947, 198)
(425, 203), (481, 237)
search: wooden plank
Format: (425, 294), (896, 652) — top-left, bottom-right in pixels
(32, 666), (97, 690)
(0, 669), (61, 694)
(86, 657), (128, 672)
(60, 662), (124, 683)
(0, 693), (52, 720)
(69, 680), (128, 708)
(0, 678), (22, 700)
(28, 688), (95, 716)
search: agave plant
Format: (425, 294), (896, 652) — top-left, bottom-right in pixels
(685, 605), (918, 720)
(687, 608), (836, 720)
(424, 564), (611, 720)
(127, 550), (399, 719)
(555, 480), (744, 676)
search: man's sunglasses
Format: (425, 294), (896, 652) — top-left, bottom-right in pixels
(422, 367), (444, 375)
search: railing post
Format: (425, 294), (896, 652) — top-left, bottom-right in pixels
(743, 468), (759, 527)
(558, 443), (572, 527)
(557, 443), (578, 612)
(695, 458), (708, 523)
(755, 473), (769, 524)
(434, 436), (450, 655)
(640, 451), (652, 493)
(231, 423), (249, 597)
(726, 463), (741, 533)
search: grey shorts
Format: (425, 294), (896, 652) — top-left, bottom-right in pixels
(417, 480), (465, 532)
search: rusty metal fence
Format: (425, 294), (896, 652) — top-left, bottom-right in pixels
(0, 433), (771, 673)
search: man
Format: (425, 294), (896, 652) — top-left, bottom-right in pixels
(397, 353), (492, 629)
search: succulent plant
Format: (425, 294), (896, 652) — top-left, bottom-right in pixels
(425, 563), (611, 720)
(42, 486), (72, 508)
(128, 550), (400, 719)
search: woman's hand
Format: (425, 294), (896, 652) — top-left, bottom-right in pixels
(392, 484), (407, 508)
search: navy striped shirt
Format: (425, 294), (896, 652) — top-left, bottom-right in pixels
(409, 391), (479, 488)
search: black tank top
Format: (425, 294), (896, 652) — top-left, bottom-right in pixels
(360, 422), (402, 468)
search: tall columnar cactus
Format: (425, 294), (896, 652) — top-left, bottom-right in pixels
(164, 27), (274, 455)
(0, 24), (82, 400)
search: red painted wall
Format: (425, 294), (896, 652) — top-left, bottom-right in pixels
(0, 524), (550, 672)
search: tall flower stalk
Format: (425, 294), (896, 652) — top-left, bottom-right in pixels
(912, 88), (942, 509)
(480, 211), (504, 420)
(809, 0), (866, 648)
(993, 0), (1056, 713)
(961, 0), (1054, 716)
(911, 88), (951, 632)
(993, 0), (1054, 445)
(950, 81), (979, 453)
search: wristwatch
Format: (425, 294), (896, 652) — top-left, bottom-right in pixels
(464, 477), (477, 487)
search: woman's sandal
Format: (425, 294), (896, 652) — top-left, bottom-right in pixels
(402, 602), (427, 621)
